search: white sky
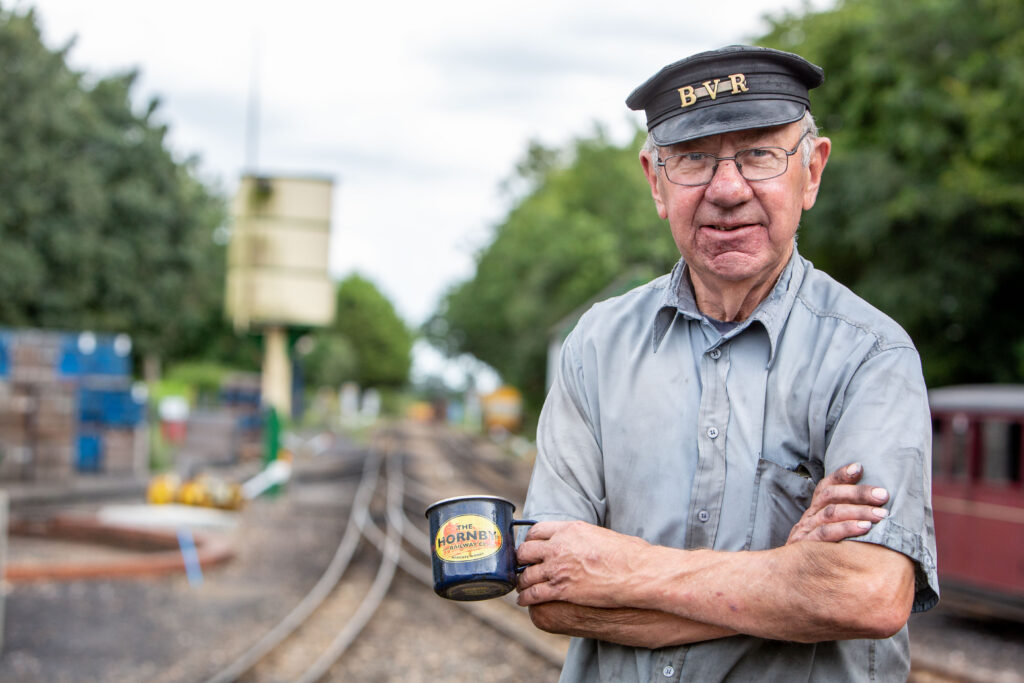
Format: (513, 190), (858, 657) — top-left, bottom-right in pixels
(20, 0), (832, 388)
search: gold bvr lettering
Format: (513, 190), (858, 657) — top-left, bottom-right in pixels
(702, 79), (722, 100)
(678, 73), (750, 108)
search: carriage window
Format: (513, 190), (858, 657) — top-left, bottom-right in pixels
(931, 418), (945, 477)
(981, 419), (1020, 484)
(947, 413), (969, 480)
(1011, 423), (1022, 483)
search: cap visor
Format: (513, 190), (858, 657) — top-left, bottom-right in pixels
(651, 99), (806, 146)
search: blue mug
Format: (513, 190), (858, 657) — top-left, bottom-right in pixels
(425, 495), (536, 601)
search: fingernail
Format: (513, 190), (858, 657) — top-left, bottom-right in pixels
(846, 463), (862, 476)
(872, 487), (889, 502)
(872, 507), (889, 518)
(857, 520), (872, 529)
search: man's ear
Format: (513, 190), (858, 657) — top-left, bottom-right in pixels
(640, 150), (668, 219)
(802, 136), (831, 210)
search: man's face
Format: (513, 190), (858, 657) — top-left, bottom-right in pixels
(641, 121), (831, 292)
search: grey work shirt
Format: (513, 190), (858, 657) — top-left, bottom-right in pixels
(524, 248), (939, 682)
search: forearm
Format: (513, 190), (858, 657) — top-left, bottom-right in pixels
(636, 540), (914, 643)
(528, 602), (734, 648)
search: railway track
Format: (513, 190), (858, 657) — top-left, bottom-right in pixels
(201, 424), (565, 682)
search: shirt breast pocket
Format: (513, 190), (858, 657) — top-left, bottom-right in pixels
(746, 458), (817, 551)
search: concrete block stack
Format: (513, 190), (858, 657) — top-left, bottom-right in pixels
(0, 328), (147, 482)
(0, 380), (31, 481)
(0, 331), (78, 482)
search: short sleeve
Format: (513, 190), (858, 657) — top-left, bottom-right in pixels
(523, 324), (608, 525)
(823, 345), (939, 612)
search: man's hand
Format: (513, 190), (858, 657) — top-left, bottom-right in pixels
(516, 520), (651, 608)
(787, 462), (891, 544)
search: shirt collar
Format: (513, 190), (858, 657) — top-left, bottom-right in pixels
(651, 244), (807, 364)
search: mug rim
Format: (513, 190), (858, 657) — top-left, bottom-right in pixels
(424, 494), (517, 517)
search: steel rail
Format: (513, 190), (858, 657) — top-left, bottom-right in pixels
(296, 451), (405, 682)
(203, 448), (383, 683)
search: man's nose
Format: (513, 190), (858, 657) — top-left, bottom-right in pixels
(704, 159), (753, 206)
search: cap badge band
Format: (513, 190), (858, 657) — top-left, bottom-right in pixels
(678, 73), (749, 108)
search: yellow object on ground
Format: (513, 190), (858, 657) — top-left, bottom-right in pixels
(147, 473), (243, 510)
(147, 474), (181, 505)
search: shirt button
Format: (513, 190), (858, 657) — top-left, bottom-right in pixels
(706, 426), (719, 439)
(663, 665), (675, 677)
(697, 510), (710, 522)
(709, 348), (721, 360)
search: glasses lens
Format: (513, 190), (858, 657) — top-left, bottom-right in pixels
(735, 147), (787, 181)
(665, 153), (714, 185)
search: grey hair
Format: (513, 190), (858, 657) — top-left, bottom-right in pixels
(643, 109), (819, 166)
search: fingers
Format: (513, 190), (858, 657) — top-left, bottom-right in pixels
(806, 463), (889, 519)
(523, 520), (562, 541)
(788, 502), (889, 544)
(515, 560), (557, 606)
(819, 502), (889, 523)
(802, 519), (873, 543)
(829, 462), (865, 486)
(516, 538), (546, 566)
(517, 584), (547, 606)
(815, 483), (890, 508)
(516, 561), (544, 592)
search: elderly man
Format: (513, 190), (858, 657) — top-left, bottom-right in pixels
(516, 46), (938, 681)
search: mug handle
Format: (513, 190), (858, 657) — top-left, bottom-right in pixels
(512, 519), (537, 573)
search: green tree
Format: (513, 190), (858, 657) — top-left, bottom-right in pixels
(301, 274), (413, 389)
(432, 127), (677, 409)
(761, 0), (1024, 386)
(436, 0), (1024, 411)
(0, 6), (229, 368)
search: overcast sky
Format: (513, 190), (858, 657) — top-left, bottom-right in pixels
(21, 0), (831, 385)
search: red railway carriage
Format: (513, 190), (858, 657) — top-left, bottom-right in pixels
(929, 384), (1024, 619)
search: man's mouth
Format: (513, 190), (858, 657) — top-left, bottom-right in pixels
(703, 223), (755, 232)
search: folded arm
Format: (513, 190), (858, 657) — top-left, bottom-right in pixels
(518, 463), (909, 646)
(518, 521), (914, 644)
(527, 602), (733, 649)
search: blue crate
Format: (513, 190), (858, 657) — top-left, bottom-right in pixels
(61, 333), (133, 377)
(57, 337), (82, 376)
(78, 387), (145, 426)
(78, 387), (105, 422)
(0, 331), (8, 378)
(99, 342), (131, 376)
(77, 433), (103, 472)
(102, 390), (144, 426)
(79, 343), (127, 376)
(237, 413), (264, 431)
(102, 390), (128, 424)
(221, 387), (261, 407)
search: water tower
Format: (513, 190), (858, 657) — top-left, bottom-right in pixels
(225, 174), (335, 417)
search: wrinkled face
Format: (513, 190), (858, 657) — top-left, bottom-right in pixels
(641, 121), (830, 291)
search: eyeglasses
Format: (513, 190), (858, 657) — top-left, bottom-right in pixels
(656, 131), (811, 186)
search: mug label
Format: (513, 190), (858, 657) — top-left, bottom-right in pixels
(435, 514), (503, 562)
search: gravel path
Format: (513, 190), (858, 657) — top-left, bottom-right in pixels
(1, 488), (347, 683)
(0, 430), (562, 682)
(909, 606), (1024, 683)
